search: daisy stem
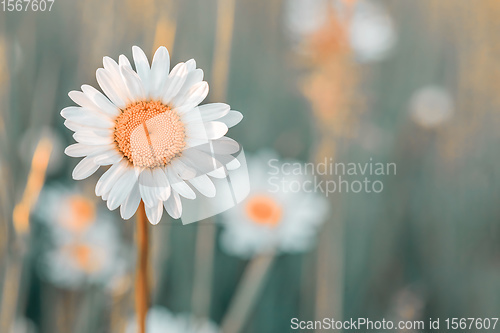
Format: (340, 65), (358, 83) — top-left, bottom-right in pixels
(135, 201), (149, 333)
(220, 252), (275, 333)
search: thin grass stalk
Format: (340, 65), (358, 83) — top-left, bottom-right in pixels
(191, 218), (216, 318)
(191, 0), (236, 319)
(220, 253), (275, 333)
(0, 138), (52, 332)
(211, 0), (236, 102)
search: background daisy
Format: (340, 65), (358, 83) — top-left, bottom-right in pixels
(126, 307), (220, 333)
(36, 184), (128, 289)
(219, 151), (328, 258)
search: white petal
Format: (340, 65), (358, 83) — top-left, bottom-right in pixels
(166, 168), (196, 199)
(169, 158), (197, 180)
(207, 168), (228, 178)
(164, 191), (182, 219)
(185, 121), (208, 141)
(72, 157), (100, 180)
(185, 121), (227, 140)
(204, 121), (228, 140)
(226, 158), (241, 170)
(68, 91), (100, 112)
(149, 46), (170, 99)
(195, 137), (240, 155)
(152, 168), (171, 201)
(96, 68), (127, 109)
(119, 54), (132, 70)
(219, 137), (241, 152)
(161, 62), (188, 105)
(132, 46), (151, 94)
(107, 169), (138, 210)
(94, 150), (123, 166)
(171, 69), (204, 107)
(64, 120), (87, 132)
(120, 65), (146, 100)
(185, 59), (196, 71)
(184, 136), (210, 148)
(180, 106), (204, 124)
(219, 111), (243, 128)
(120, 182), (141, 220)
(139, 169), (157, 208)
(197, 103), (230, 121)
(73, 130), (113, 145)
(145, 201), (163, 225)
(81, 85), (120, 117)
(65, 143), (114, 157)
(189, 175), (216, 197)
(175, 81), (208, 109)
(179, 149), (223, 176)
(61, 106), (114, 128)
(103, 57), (132, 102)
(95, 161), (129, 196)
(102, 190), (111, 201)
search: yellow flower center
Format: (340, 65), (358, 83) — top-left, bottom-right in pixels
(114, 101), (186, 168)
(59, 195), (95, 233)
(245, 194), (283, 226)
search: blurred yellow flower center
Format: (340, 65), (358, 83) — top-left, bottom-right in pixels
(245, 195), (282, 226)
(59, 195), (95, 233)
(114, 101), (186, 168)
(64, 243), (100, 273)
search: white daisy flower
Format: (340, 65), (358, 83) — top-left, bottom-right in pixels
(36, 183), (99, 234)
(219, 151), (328, 258)
(409, 85), (454, 129)
(346, 0), (397, 63)
(285, 0), (397, 63)
(36, 184), (127, 289)
(284, 0), (329, 43)
(61, 46), (243, 224)
(126, 307), (220, 333)
(39, 218), (126, 289)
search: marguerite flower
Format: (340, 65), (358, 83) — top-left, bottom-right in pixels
(36, 183), (98, 234)
(346, 0), (397, 63)
(285, 0), (397, 63)
(62, 46), (242, 224)
(39, 218), (127, 289)
(126, 307), (220, 333)
(219, 151), (328, 258)
(36, 184), (128, 289)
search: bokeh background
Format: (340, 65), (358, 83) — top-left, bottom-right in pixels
(1, 0), (500, 332)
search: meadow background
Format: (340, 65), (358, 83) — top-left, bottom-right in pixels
(1, 0), (500, 332)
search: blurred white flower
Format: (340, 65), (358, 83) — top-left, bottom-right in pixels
(219, 151), (328, 258)
(39, 219), (126, 289)
(284, 0), (397, 62)
(409, 86), (454, 128)
(36, 183), (98, 234)
(126, 307), (220, 333)
(346, 0), (397, 63)
(61, 46), (242, 224)
(284, 0), (329, 43)
(36, 184), (128, 289)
